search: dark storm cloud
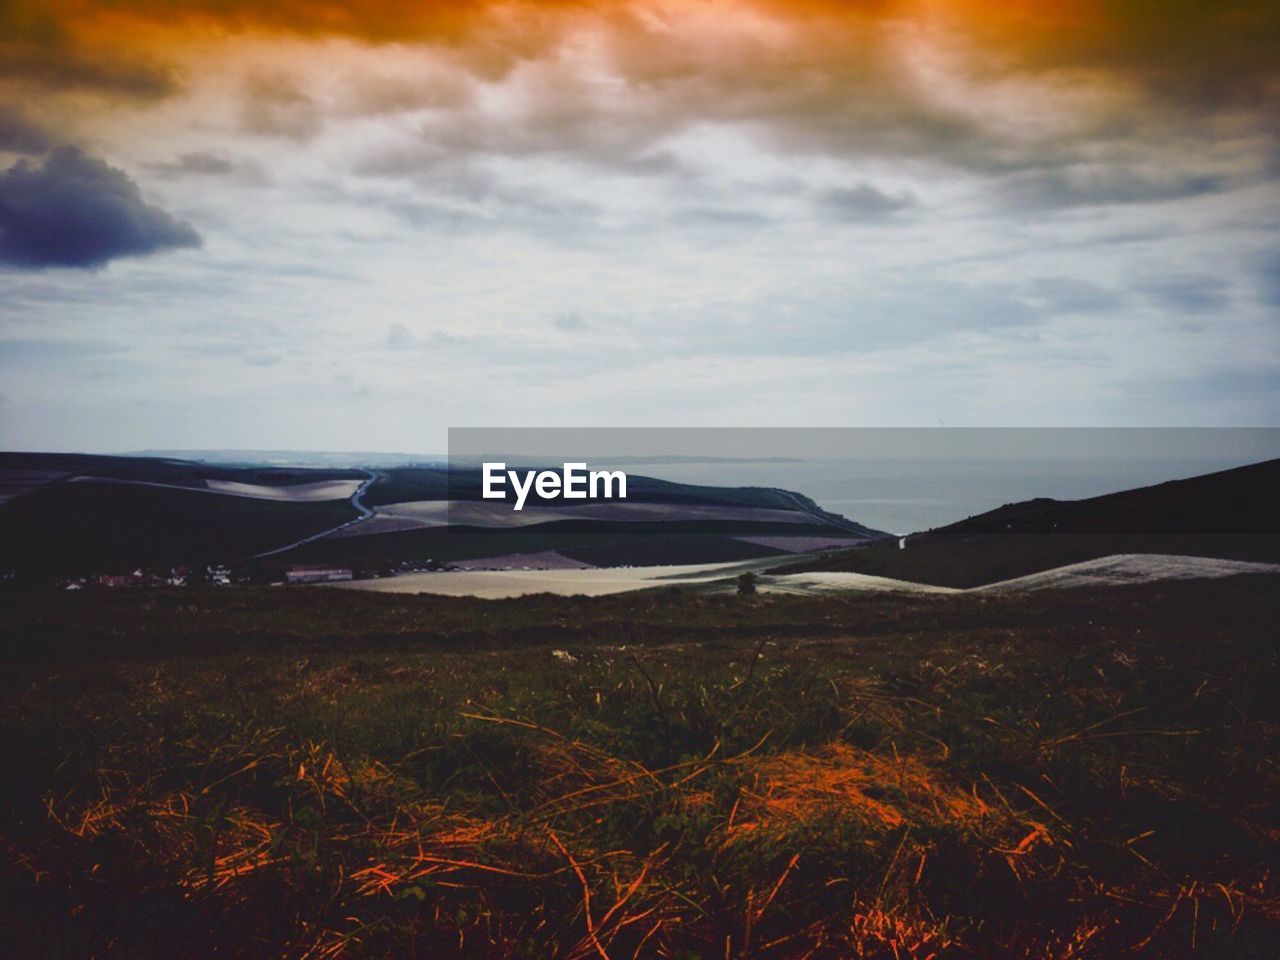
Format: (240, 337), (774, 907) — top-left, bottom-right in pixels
(0, 146), (201, 268)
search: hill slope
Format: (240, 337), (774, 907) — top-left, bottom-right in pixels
(0, 453), (887, 578)
(772, 457), (1280, 588)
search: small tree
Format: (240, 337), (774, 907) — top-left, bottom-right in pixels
(737, 571), (758, 595)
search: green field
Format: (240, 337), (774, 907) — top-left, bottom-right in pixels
(2, 577), (1277, 958)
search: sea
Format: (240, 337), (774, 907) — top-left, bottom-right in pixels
(628, 457), (1260, 536)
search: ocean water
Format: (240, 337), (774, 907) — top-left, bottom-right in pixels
(632, 457), (1254, 535)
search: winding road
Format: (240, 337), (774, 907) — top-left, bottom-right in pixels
(248, 469), (377, 559)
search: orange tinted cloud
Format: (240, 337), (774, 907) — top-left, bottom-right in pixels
(10, 0), (1278, 89)
(3, 0), (1275, 157)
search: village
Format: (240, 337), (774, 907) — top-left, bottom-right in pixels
(41, 558), (484, 590)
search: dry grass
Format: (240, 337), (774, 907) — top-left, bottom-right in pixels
(37, 721), (1031, 959)
(3, 576), (1279, 957)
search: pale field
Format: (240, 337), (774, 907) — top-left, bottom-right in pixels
(320, 553), (1280, 599)
(59, 475), (361, 502)
(978, 553), (1280, 592)
(321, 560), (764, 598)
(761, 554), (1280, 597)
(758, 571), (957, 595)
(203, 479), (362, 501)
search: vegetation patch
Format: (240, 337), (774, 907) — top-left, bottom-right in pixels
(1, 576), (1277, 957)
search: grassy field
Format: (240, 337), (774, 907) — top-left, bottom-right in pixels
(1, 577), (1278, 958)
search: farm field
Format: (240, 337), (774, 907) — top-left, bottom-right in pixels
(327, 552), (1280, 599)
(326, 559), (766, 598)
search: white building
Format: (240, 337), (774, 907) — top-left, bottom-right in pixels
(285, 565), (353, 584)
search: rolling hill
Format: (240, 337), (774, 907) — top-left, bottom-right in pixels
(771, 457), (1280, 588)
(0, 453), (886, 579)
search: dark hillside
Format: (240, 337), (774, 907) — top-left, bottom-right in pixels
(0, 482), (357, 576)
(774, 458), (1280, 587)
(940, 456), (1280, 535)
(0, 453), (883, 576)
(0, 452), (363, 488)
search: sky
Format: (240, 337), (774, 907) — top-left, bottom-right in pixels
(1, 0), (1278, 453)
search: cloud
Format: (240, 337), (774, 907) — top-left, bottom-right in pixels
(0, 146), (201, 268)
(385, 323), (414, 348)
(181, 341), (283, 366)
(1026, 278), (1121, 314)
(152, 152), (236, 176)
(1, 0), (1276, 446)
(817, 183), (914, 222)
(1256, 252), (1280, 310)
(1000, 168), (1227, 210)
(675, 205), (773, 226)
(1135, 274), (1230, 313)
(340, 68), (475, 116)
(0, 104), (51, 154)
(308, 1), (1273, 217)
(9, 0), (1264, 209)
(145, 151), (273, 186)
(952, 0), (1280, 111)
(0, 48), (177, 98)
(0, 0), (177, 99)
(240, 74), (324, 140)
(0, 338), (125, 367)
(553, 312), (587, 331)
(6, 2), (1279, 145)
